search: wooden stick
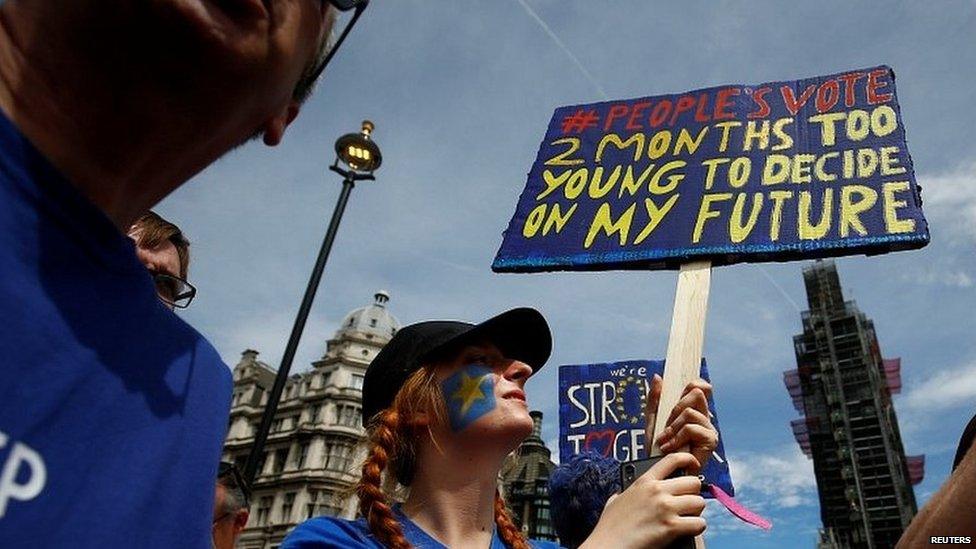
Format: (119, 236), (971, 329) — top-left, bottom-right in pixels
(651, 259), (712, 454)
(651, 260), (713, 548)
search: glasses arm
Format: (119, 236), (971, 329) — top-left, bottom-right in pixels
(307, 1), (369, 85)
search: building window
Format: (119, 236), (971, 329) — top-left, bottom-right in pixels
(296, 443), (310, 469)
(310, 404), (321, 423)
(257, 496), (273, 526)
(322, 496), (343, 517)
(351, 374), (364, 391)
(281, 492), (296, 523)
(534, 501), (555, 538)
(273, 448), (289, 474)
(306, 490), (319, 519)
(306, 490), (343, 518)
(369, 318), (377, 327)
(324, 441), (353, 472)
(272, 418), (284, 432)
(334, 404), (361, 427)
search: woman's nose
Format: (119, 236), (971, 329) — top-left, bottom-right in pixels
(502, 359), (532, 382)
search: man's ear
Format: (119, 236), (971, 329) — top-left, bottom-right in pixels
(261, 101), (302, 146)
(234, 509), (250, 533)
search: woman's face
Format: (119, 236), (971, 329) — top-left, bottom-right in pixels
(434, 341), (535, 445)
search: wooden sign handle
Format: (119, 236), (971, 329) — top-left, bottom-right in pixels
(651, 259), (712, 454)
(651, 260), (712, 548)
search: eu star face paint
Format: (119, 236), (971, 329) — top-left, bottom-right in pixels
(441, 364), (496, 432)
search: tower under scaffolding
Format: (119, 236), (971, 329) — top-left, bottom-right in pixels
(783, 260), (922, 549)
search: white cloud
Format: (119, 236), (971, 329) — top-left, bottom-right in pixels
(901, 359), (976, 413)
(727, 445), (817, 510)
(918, 161), (976, 242)
(698, 445), (819, 538)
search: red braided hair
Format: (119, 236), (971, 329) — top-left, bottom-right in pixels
(494, 489), (531, 549)
(357, 409), (410, 549)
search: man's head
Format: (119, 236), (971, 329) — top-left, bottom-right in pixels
(127, 211), (196, 309)
(128, 211), (189, 278)
(213, 462), (250, 549)
(0, 2), (366, 230)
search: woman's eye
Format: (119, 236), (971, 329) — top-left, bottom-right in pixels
(466, 354), (490, 366)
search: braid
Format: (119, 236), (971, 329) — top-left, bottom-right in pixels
(494, 490), (531, 549)
(357, 410), (411, 549)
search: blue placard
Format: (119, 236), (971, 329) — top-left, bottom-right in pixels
(558, 359), (734, 496)
(494, 66), (928, 272)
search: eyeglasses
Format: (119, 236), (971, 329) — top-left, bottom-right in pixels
(151, 272), (196, 309)
(218, 461), (251, 509)
(307, 0), (370, 85)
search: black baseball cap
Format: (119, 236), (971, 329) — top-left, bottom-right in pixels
(362, 307), (552, 426)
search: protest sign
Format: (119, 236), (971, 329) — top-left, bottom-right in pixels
(558, 359), (733, 496)
(493, 66), (928, 273)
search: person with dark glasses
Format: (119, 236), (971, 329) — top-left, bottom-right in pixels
(128, 211), (198, 309)
(213, 462), (252, 549)
(0, 0), (370, 546)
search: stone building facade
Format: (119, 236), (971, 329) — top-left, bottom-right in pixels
(222, 292), (399, 549)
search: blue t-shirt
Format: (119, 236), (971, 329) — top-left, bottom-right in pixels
(0, 112), (232, 547)
(283, 508), (563, 549)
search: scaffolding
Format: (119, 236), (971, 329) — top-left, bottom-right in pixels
(783, 261), (921, 549)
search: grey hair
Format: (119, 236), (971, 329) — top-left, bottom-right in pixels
(216, 479), (248, 515)
(293, 6), (338, 103)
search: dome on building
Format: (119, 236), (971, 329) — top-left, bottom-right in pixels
(335, 291), (400, 340)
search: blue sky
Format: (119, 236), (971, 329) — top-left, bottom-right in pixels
(159, 2), (976, 546)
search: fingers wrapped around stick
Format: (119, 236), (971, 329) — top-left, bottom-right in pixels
(654, 379), (718, 472)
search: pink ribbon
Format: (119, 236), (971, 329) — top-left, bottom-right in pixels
(706, 482), (772, 530)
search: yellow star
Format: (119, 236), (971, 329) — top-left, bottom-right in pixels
(451, 372), (488, 415)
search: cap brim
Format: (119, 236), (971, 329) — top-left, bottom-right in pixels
(424, 307), (552, 372)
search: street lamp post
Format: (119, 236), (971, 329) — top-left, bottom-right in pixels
(243, 121), (383, 485)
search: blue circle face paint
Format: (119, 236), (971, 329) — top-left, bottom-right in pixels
(441, 364), (496, 432)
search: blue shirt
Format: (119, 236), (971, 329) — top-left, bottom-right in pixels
(0, 112), (232, 547)
(283, 508), (563, 549)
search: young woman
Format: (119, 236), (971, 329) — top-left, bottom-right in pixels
(283, 308), (718, 549)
